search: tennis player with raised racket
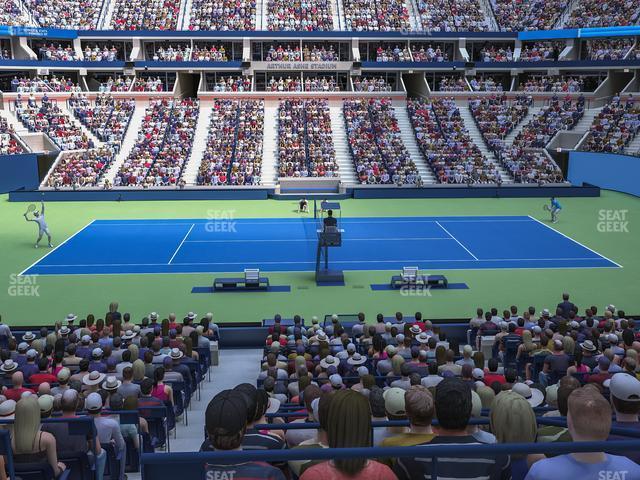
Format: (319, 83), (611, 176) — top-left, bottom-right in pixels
(24, 201), (53, 248)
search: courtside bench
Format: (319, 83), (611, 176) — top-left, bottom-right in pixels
(213, 277), (270, 291)
(390, 274), (448, 289)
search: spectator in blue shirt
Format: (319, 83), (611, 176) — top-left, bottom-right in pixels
(526, 386), (640, 480)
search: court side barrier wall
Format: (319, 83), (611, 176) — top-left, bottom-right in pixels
(141, 440), (640, 480)
(0, 153), (39, 193)
(8, 185), (600, 202)
(568, 151), (640, 197)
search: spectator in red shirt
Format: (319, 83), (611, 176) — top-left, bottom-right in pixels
(484, 358), (506, 386)
(28, 358), (58, 385)
(3, 371), (35, 401)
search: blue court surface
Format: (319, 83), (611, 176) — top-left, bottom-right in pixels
(21, 215), (621, 276)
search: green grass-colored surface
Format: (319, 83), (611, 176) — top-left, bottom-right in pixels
(1, 192), (638, 327)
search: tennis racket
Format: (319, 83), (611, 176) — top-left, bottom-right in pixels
(25, 204), (36, 215)
(543, 204), (550, 212)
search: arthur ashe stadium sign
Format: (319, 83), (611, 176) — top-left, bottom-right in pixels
(255, 62), (352, 71)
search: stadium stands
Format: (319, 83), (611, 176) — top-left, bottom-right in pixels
(415, 0), (489, 31)
(0, 117), (25, 155)
(267, 0), (334, 31)
(565, 0), (640, 28)
(490, 0), (568, 32)
(110, 0), (180, 30)
(46, 147), (115, 187)
(23, 0), (103, 29)
(579, 96), (640, 154)
(343, 0), (411, 32)
(187, 0), (255, 30)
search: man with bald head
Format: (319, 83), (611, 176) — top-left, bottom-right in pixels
(3, 371), (34, 400)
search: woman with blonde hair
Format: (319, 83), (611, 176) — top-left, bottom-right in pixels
(517, 330), (540, 380)
(128, 343), (139, 362)
(132, 359), (146, 382)
(490, 390), (542, 479)
(389, 354), (405, 378)
(300, 389), (396, 479)
(12, 396), (66, 478)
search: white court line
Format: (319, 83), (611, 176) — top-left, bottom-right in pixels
(168, 223), (195, 265)
(526, 215), (623, 268)
(19, 220), (96, 276)
(33, 257), (611, 268)
(183, 237), (453, 243)
(434, 221), (479, 261)
(88, 218), (536, 226)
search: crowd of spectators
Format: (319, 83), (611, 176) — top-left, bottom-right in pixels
(14, 94), (95, 150)
(469, 94), (531, 155)
(513, 94), (585, 149)
(585, 38), (634, 61)
(115, 98), (199, 187)
(370, 44), (411, 62)
(469, 75), (503, 92)
(132, 76), (168, 92)
(36, 43), (80, 62)
(436, 76), (469, 91)
(490, 0), (568, 31)
(477, 45), (513, 62)
(278, 99), (337, 178)
(519, 75), (584, 93)
(500, 147), (564, 183)
(145, 43), (231, 62)
(111, 0), (180, 30)
(265, 44), (303, 62)
(23, 0), (102, 29)
(408, 98), (499, 183)
(97, 76), (133, 93)
(0, 0), (31, 26)
(46, 147), (115, 188)
(268, 76), (302, 92)
(197, 100), (264, 186)
(353, 76), (394, 92)
(210, 76), (252, 92)
(565, 0), (640, 28)
(69, 93), (135, 146)
(83, 44), (123, 62)
(344, 98), (419, 184)
(519, 41), (562, 62)
(10, 75), (80, 93)
(267, 0), (334, 31)
(0, 118), (25, 155)
(343, 0), (411, 32)
(187, 0), (255, 31)
(415, 0), (489, 32)
(303, 76), (339, 92)
(410, 44), (450, 62)
(0, 305), (216, 479)
(580, 94), (640, 154)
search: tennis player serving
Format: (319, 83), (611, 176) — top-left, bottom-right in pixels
(24, 201), (53, 248)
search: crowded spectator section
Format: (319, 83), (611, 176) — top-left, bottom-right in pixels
(565, 0), (640, 28)
(409, 42), (453, 62)
(68, 93), (135, 148)
(579, 95), (640, 154)
(359, 42), (411, 62)
(197, 100), (264, 186)
(142, 41), (242, 62)
(14, 94), (95, 150)
(582, 38), (635, 61)
(252, 41), (349, 62)
(23, 0), (103, 29)
(0, 117), (26, 155)
(30, 40), (80, 62)
(408, 98), (499, 183)
(468, 42), (514, 62)
(352, 74), (398, 92)
(0, 0), (31, 27)
(343, 0), (411, 31)
(45, 147), (115, 188)
(490, 0), (568, 31)
(277, 99), (338, 178)
(427, 74), (469, 92)
(187, 0), (255, 31)
(519, 41), (564, 62)
(205, 73), (252, 92)
(132, 72), (176, 92)
(267, 0), (334, 31)
(415, 0), (489, 32)
(469, 74), (509, 92)
(9, 75), (81, 93)
(115, 98), (199, 187)
(344, 98), (419, 184)
(81, 42), (129, 62)
(110, 0), (180, 30)
(86, 73), (134, 92)
(256, 72), (347, 91)
(516, 73), (604, 93)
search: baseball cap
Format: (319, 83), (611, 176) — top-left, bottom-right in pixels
(26, 349), (37, 360)
(383, 387), (406, 416)
(57, 368), (71, 382)
(85, 392), (103, 412)
(329, 374), (343, 389)
(609, 373), (640, 401)
(472, 368), (484, 380)
(205, 390), (248, 435)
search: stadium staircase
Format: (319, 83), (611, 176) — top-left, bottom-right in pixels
(392, 102), (436, 184)
(99, 0), (118, 30)
(329, 103), (357, 185)
(405, 0), (419, 31)
(61, 103), (103, 149)
(479, 0), (500, 31)
(181, 103), (212, 185)
(331, 0), (344, 30)
(257, 0), (266, 30)
(0, 109), (31, 140)
(458, 105), (514, 183)
(261, 103), (279, 187)
(569, 107), (602, 150)
(180, 0), (195, 29)
(99, 104), (146, 187)
(503, 105), (544, 145)
(626, 132), (640, 155)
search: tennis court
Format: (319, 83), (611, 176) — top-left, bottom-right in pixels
(21, 215), (621, 276)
